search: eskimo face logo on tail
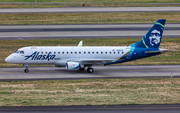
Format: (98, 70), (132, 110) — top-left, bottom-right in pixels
(149, 29), (161, 46)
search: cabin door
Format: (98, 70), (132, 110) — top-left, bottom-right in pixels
(31, 47), (37, 54)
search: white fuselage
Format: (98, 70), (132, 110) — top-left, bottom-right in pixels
(5, 46), (130, 66)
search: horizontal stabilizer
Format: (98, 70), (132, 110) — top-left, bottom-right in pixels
(145, 49), (172, 54)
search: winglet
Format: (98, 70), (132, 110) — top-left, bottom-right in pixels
(78, 41), (83, 47)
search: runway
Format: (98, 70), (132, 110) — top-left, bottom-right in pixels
(0, 7), (180, 14)
(0, 65), (179, 81)
(1, 2), (180, 5)
(0, 104), (180, 113)
(0, 24), (179, 40)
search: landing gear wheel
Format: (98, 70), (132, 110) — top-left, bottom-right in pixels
(87, 68), (94, 73)
(24, 69), (29, 73)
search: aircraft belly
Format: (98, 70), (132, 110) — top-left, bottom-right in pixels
(22, 59), (56, 65)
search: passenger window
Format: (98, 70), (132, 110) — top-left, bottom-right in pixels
(118, 52), (120, 54)
(114, 52), (115, 54)
(92, 52), (94, 54)
(105, 52), (107, 54)
(109, 52), (111, 54)
(88, 52), (90, 54)
(41, 52), (43, 54)
(58, 52), (60, 54)
(101, 52), (103, 54)
(62, 52), (64, 54)
(75, 52), (77, 54)
(79, 52), (81, 54)
(50, 52), (51, 54)
(54, 52), (56, 54)
(122, 52), (124, 54)
(71, 52), (73, 54)
(67, 52), (68, 54)
(84, 52), (86, 54)
(46, 52), (47, 54)
(96, 52), (98, 54)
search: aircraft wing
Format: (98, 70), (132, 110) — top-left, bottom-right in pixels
(145, 49), (172, 54)
(78, 41), (83, 47)
(72, 59), (115, 65)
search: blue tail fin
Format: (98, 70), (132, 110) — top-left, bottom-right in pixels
(131, 19), (166, 48)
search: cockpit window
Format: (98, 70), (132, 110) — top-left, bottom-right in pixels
(20, 51), (24, 54)
(14, 50), (24, 54)
(14, 50), (19, 53)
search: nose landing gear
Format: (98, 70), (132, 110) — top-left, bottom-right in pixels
(23, 64), (29, 73)
(24, 69), (29, 73)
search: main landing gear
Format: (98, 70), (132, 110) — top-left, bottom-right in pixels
(79, 65), (94, 73)
(87, 67), (94, 73)
(80, 67), (94, 73)
(23, 64), (29, 73)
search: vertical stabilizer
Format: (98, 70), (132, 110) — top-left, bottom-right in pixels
(132, 19), (166, 48)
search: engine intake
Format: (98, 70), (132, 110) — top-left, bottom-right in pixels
(66, 62), (80, 70)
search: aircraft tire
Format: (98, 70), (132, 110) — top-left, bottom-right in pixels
(24, 69), (29, 73)
(87, 68), (94, 73)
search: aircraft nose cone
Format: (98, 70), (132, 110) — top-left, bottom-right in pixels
(5, 55), (12, 63)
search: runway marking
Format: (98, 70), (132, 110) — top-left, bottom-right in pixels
(0, 68), (180, 74)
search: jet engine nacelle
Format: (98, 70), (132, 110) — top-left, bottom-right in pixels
(66, 62), (80, 70)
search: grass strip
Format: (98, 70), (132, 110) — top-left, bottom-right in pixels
(1, 0), (180, 3)
(0, 78), (180, 106)
(1, 38), (180, 67)
(0, 12), (180, 25)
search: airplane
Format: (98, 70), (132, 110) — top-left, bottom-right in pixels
(5, 19), (171, 73)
